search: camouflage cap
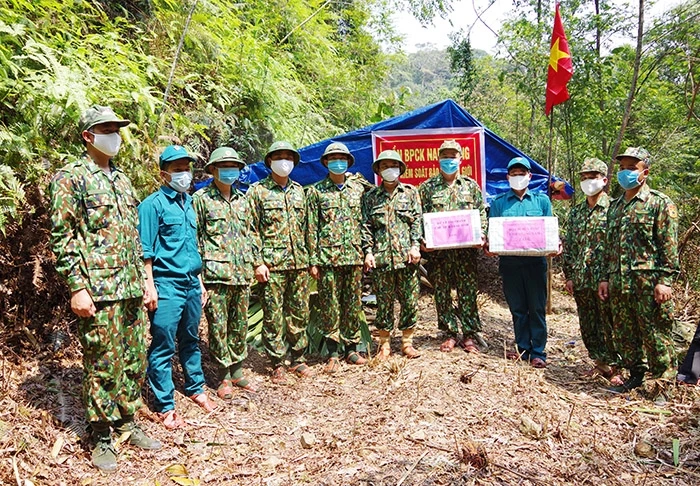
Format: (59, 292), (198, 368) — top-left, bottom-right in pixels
(616, 147), (651, 164)
(204, 147), (245, 173)
(159, 145), (196, 169)
(264, 141), (300, 166)
(372, 149), (406, 175)
(579, 157), (608, 175)
(320, 142), (355, 168)
(438, 140), (462, 157)
(79, 105), (130, 133)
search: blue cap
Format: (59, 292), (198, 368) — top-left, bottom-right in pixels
(159, 145), (196, 168)
(507, 157), (531, 171)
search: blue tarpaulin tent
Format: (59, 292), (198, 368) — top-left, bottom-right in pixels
(199, 99), (573, 200)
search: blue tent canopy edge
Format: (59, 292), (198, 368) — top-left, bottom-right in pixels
(196, 99), (574, 201)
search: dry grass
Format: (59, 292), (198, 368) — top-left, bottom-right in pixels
(1, 269), (700, 485)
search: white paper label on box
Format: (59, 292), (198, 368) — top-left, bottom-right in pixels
(488, 216), (559, 256)
(423, 210), (483, 249)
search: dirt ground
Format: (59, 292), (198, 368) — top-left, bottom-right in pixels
(2, 262), (700, 486)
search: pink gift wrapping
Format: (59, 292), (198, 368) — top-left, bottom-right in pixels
(423, 210), (483, 250)
(487, 216), (559, 256)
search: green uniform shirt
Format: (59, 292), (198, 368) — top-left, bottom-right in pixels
(307, 173), (371, 267)
(49, 154), (144, 301)
(192, 183), (257, 285)
(248, 176), (309, 271)
(361, 182), (423, 270)
(603, 184), (679, 292)
(563, 192), (610, 290)
(418, 174), (487, 252)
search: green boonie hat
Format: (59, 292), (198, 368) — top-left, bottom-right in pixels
(320, 142), (355, 168)
(205, 147), (245, 173)
(616, 147), (651, 164)
(79, 105), (130, 133)
(372, 149), (406, 175)
(264, 141), (300, 167)
(438, 140), (462, 156)
(579, 157), (608, 175)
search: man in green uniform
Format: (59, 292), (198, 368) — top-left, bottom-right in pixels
(599, 147), (680, 392)
(486, 157), (555, 369)
(307, 142), (371, 373)
(49, 105), (160, 472)
(563, 158), (620, 383)
(362, 150), (423, 360)
(248, 141), (312, 384)
(193, 147), (257, 398)
(419, 140), (487, 354)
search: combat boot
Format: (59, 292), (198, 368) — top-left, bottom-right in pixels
(90, 423), (117, 472)
(114, 416), (162, 450)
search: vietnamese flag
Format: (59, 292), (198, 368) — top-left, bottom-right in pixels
(545, 4), (573, 115)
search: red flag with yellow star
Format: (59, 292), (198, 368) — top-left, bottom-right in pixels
(545, 4), (573, 115)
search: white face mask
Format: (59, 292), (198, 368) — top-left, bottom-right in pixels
(271, 159), (294, 177)
(168, 171), (192, 193)
(508, 174), (530, 191)
(381, 167), (400, 182)
(580, 178), (606, 197)
(90, 132), (122, 157)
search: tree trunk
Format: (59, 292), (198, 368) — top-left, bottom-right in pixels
(610, 0), (644, 176)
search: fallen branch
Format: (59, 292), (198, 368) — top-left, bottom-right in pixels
(405, 436), (452, 453)
(397, 451), (428, 486)
(490, 461), (554, 486)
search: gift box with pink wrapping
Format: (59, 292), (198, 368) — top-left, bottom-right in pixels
(423, 210), (483, 250)
(487, 216), (559, 256)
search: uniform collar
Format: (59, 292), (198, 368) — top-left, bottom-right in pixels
(506, 189), (532, 201)
(634, 184), (651, 202)
(81, 153), (119, 175)
(160, 184), (186, 200)
(262, 175), (299, 191)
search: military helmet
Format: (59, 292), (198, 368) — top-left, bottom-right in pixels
(372, 149), (406, 175)
(204, 147), (245, 174)
(438, 140), (462, 157)
(579, 157), (608, 175)
(320, 142), (355, 168)
(616, 147), (651, 165)
(264, 141), (300, 167)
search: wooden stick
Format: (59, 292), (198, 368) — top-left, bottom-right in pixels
(491, 461), (554, 486)
(397, 451), (428, 486)
(405, 436), (452, 453)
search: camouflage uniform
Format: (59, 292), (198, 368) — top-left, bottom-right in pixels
(248, 175), (310, 365)
(419, 173), (486, 338)
(604, 182), (679, 378)
(361, 183), (423, 331)
(49, 154), (146, 423)
(193, 182), (256, 375)
(307, 173), (370, 347)
(564, 177), (617, 366)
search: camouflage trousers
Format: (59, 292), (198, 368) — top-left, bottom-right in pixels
(373, 265), (419, 331)
(573, 288), (617, 366)
(77, 297), (147, 424)
(425, 249), (481, 338)
(262, 269), (310, 366)
(204, 283), (250, 371)
(609, 287), (676, 377)
(318, 265), (363, 345)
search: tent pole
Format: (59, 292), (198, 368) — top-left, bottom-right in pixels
(546, 108), (555, 315)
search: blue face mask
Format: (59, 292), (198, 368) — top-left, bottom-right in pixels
(617, 169), (641, 190)
(327, 160), (348, 175)
(439, 158), (459, 175)
(216, 167), (240, 185)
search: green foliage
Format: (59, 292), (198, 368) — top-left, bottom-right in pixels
(447, 31), (476, 103)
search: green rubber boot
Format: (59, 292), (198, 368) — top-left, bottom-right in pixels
(114, 416), (162, 450)
(91, 423), (117, 472)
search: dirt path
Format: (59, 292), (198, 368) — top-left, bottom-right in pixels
(2, 269), (699, 485)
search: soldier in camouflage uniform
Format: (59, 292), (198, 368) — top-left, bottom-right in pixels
(248, 141), (312, 384)
(193, 147), (257, 398)
(563, 158), (621, 383)
(49, 105), (161, 472)
(307, 142), (371, 373)
(599, 147), (680, 392)
(419, 140), (487, 354)
(362, 150), (423, 360)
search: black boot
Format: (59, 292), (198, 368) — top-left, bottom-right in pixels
(608, 373), (645, 393)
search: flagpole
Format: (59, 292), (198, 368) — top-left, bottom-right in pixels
(546, 107), (555, 315)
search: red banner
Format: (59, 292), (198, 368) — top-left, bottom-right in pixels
(371, 128), (486, 191)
